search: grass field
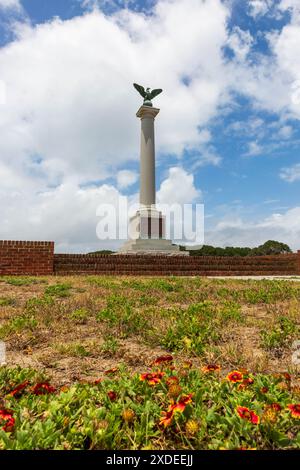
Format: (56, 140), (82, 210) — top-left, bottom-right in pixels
(0, 276), (299, 449)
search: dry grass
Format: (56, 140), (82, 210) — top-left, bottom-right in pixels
(0, 275), (299, 385)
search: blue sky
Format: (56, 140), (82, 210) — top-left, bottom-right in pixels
(0, 0), (299, 252)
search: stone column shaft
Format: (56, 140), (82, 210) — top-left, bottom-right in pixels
(136, 106), (160, 208)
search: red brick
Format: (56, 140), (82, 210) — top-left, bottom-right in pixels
(0, 240), (54, 276)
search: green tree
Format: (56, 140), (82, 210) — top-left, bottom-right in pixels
(251, 240), (292, 256)
(88, 250), (115, 255)
(188, 240), (292, 257)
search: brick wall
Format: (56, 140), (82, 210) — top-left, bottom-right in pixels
(0, 240), (299, 276)
(0, 241), (54, 276)
(54, 252), (300, 276)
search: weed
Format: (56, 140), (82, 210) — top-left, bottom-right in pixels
(0, 297), (15, 307)
(218, 301), (243, 323)
(0, 314), (38, 339)
(96, 294), (149, 336)
(148, 279), (177, 292)
(69, 308), (89, 324)
(55, 343), (90, 357)
(4, 277), (44, 287)
(25, 296), (54, 311)
(86, 277), (117, 289)
(100, 336), (120, 356)
(261, 316), (298, 350)
(243, 281), (298, 304)
(138, 294), (158, 306)
(45, 284), (72, 298)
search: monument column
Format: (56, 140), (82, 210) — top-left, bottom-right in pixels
(137, 105), (160, 209)
(118, 83), (185, 255)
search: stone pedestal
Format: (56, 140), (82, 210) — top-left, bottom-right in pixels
(129, 207), (165, 240)
(119, 104), (186, 255)
(118, 238), (183, 255)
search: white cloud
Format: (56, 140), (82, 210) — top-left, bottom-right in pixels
(207, 206), (300, 251)
(280, 163), (300, 182)
(245, 141), (263, 156)
(156, 166), (203, 246)
(236, 11), (300, 119)
(0, 0), (21, 10)
(279, 0), (300, 20)
(247, 0), (275, 18)
(117, 169), (138, 189)
(157, 167), (201, 205)
(0, 0), (230, 250)
(278, 125), (293, 138)
(0, 166), (202, 252)
(81, 0), (141, 10)
(0, 1), (230, 184)
(226, 117), (265, 136)
(226, 5), (300, 119)
(227, 26), (253, 61)
(0, 179), (124, 252)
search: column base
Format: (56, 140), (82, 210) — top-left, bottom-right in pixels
(129, 208), (165, 240)
(118, 238), (188, 256)
(118, 208), (189, 256)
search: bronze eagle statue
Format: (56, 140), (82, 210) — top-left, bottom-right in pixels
(133, 83), (163, 107)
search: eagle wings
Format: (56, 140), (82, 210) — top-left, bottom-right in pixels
(133, 83), (163, 101)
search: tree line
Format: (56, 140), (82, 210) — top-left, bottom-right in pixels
(185, 240), (292, 257)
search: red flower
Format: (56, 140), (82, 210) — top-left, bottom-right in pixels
(153, 355), (173, 366)
(166, 376), (179, 387)
(107, 391), (117, 401)
(159, 394), (193, 429)
(9, 381), (30, 397)
(244, 377), (254, 385)
(0, 409), (13, 420)
(170, 394), (193, 413)
(140, 372), (164, 386)
(227, 370), (244, 383)
(287, 404), (300, 419)
(202, 364), (221, 373)
(2, 416), (16, 432)
(104, 367), (119, 375)
(178, 394), (193, 406)
(282, 372), (291, 382)
(202, 364), (221, 374)
(270, 403), (282, 412)
(0, 409), (15, 432)
(236, 406), (260, 425)
(32, 382), (56, 395)
(2, 416), (15, 432)
(159, 410), (174, 428)
(94, 378), (103, 385)
(260, 386), (268, 394)
(238, 377), (254, 390)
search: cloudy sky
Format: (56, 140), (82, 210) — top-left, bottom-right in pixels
(0, 0), (299, 252)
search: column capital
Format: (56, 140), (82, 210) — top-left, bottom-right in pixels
(136, 105), (160, 119)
